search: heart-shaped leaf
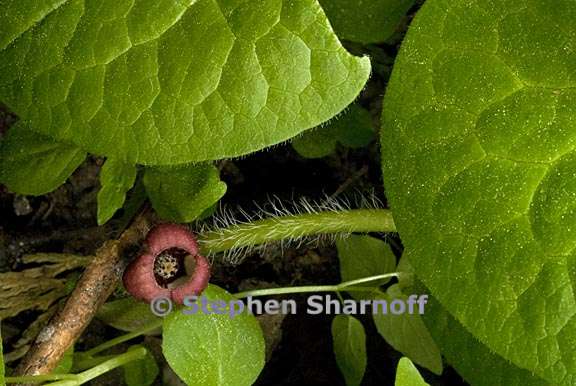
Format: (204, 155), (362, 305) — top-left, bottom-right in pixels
(382, 0), (576, 384)
(422, 285), (548, 386)
(162, 284), (265, 386)
(0, 0), (370, 165)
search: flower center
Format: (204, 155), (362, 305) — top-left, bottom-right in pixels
(153, 247), (188, 287)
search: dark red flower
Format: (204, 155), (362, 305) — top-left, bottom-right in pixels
(123, 223), (210, 304)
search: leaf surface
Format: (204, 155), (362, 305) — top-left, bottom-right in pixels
(0, 0), (370, 165)
(320, 0), (415, 44)
(331, 315), (366, 386)
(395, 358), (429, 386)
(336, 234), (396, 293)
(381, 0), (576, 383)
(97, 298), (160, 332)
(371, 285), (442, 375)
(97, 159), (137, 224)
(422, 283), (549, 386)
(143, 163), (226, 222)
(162, 284), (265, 386)
(123, 345), (159, 386)
(292, 104), (374, 158)
(0, 123), (85, 195)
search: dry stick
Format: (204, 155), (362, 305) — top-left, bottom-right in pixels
(14, 208), (153, 379)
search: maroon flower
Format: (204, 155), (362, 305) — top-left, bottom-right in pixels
(123, 223), (210, 304)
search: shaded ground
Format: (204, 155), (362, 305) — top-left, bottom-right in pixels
(0, 132), (466, 385)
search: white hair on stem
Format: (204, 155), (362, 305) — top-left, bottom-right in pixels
(193, 189), (385, 264)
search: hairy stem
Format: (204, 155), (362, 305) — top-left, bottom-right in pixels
(197, 208), (395, 254)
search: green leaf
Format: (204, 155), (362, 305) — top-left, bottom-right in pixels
(320, 0), (415, 44)
(331, 315), (366, 386)
(1, 321), (5, 386)
(0, 0), (370, 165)
(423, 290), (548, 386)
(123, 345), (159, 386)
(97, 298), (160, 332)
(400, 260), (548, 386)
(395, 253), (415, 290)
(162, 284), (265, 386)
(144, 163), (226, 223)
(334, 104), (374, 148)
(292, 104), (374, 158)
(0, 123), (85, 195)
(53, 346), (74, 374)
(292, 128), (336, 159)
(395, 358), (429, 386)
(381, 0), (576, 384)
(372, 285), (442, 375)
(336, 234), (396, 295)
(97, 159), (137, 225)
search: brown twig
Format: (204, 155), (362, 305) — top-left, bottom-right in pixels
(14, 207), (154, 379)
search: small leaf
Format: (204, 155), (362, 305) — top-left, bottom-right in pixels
(144, 163), (226, 223)
(123, 345), (159, 386)
(320, 0), (415, 43)
(331, 104), (374, 148)
(97, 298), (160, 332)
(331, 315), (366, 386)
(395, 358), (429, 386)
(292, 128), (337, 159)
(336, 234), (396, 296)
(292, 104), (374, 159)
(162, 284), (265, 386)
(97, 159), (137, 225)
(0, 124), (85, 195)
(372, 285), (442, 375)
(53, 346), (74, 374)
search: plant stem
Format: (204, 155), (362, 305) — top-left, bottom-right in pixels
(44, 347), (147, 386)
(197, 208), (395, 254)
(78, 273), (397, 363)
(14, 207), (153, 379)
(83, 319), (162, 358)
(235, 285), (377, 298)
(234, 273), (397, 298)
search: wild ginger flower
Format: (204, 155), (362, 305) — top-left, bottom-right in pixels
(123, 223), (210, 304)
